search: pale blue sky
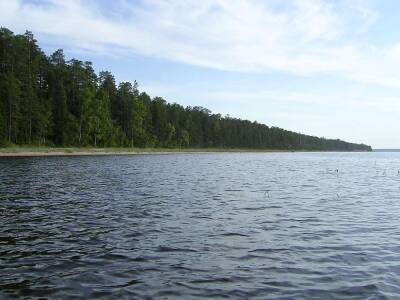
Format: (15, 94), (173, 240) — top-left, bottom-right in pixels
(2, 0), (400, 148)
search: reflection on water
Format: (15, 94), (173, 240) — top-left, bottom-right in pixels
(1, 152), (400, 299)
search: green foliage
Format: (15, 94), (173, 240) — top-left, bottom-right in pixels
(0, 73), (21, 144)
(0, 27), (372, 151)
(52, 81), (68, 145)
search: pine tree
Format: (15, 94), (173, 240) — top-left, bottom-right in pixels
(0, 73), (21, 144)
(0, 27), (372, 152)
(53, 81), (68, 145)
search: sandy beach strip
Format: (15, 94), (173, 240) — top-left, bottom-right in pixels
(0, 148), (287, 157)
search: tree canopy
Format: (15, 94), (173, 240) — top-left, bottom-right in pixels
(0, 28), (372, 151)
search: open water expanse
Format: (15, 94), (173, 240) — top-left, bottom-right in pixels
(1, 152), (400, 299)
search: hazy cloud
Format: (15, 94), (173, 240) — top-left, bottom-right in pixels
(3, 0), (400, 87)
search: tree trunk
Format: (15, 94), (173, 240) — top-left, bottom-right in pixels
(79, 117), (82, 145)
(28, 37), (32, 144)
(131, 128), (134, 147)
(8, 94), (12, 143)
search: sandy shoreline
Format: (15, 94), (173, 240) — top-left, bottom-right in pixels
(0, 148), (290, 157)
(0, 151), (142, 157)
(0, 148), (373, 157)
(0, 151), (223, 157)
(0, 151), (244, 157)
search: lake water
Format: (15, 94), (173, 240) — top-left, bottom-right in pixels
(1, 152), (400, 299)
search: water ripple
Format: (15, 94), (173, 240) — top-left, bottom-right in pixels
(1, 152), (400, 299)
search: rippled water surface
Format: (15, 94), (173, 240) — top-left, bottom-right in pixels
(1, 152), (400, 299)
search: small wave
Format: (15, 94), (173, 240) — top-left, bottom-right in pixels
(233, 254), (264, 261)
(156, 246), (198, 253)
(250, 248), (290, 253)
(219, 232), (249, 237)
(99, 253), (128, 260)
(131, 255), (160, 262)
(190, 276), (251, 284)
(171, 265), (209, 273)
(337, 283), (379, 295)
(154, 290), (183, 297)
(240, 206), (269, 211)
(191, 215), (213, 220)
(105, 279), (142, 288)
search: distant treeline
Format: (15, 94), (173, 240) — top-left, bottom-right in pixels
(0, 28), (371, 151)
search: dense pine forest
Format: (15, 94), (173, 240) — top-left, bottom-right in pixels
(0, 28), (371, 151)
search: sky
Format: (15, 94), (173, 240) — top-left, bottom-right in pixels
(1, 0), (400, 148)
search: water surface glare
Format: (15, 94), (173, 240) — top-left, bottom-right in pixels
(1, 152), (400, 299)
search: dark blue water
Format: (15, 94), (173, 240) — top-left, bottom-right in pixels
(1, 152), (400, 299)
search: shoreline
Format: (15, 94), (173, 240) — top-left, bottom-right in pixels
(0, 147), (372, 157)
(0, 147), (289, 157)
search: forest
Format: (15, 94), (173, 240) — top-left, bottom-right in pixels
(0, 28), (371, 151)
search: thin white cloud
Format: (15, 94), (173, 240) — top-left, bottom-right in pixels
(1, 0), (400, 88)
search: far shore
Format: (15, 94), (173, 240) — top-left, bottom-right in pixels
(0, 147), (373, 157)
(0, 147), (295, 157)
